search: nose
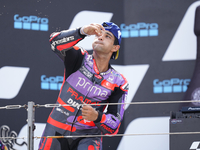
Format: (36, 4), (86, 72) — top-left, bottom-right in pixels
(98, 36), (103, 41)
(97, 32), (104, 41)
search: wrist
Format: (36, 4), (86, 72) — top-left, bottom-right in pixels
(80, 26), (89, 36)
(94, 110), (98, 121)
(94, 110), (103, 123)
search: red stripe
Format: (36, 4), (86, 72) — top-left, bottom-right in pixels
(77, 116), (95, 126)
(100, 114), (106, 123)
(88, 145), (95, 150)
(120, 74), (128, 92)
(57, 97), (75, 112)
(73, 46), (79, 50)
(49, 32), (60, 42)
(93, 58), (100, 74)
(101, 80), (119, 91)
(43, 138), (52, 150)
(57, 39), (81, 51)
(105, 123), (121, 136)
(111, 123), (121, 135)
(47, 116), (76, 132)
(39, 137), (46, 149)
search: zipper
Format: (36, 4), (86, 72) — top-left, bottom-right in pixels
(69, 75), (96, 134)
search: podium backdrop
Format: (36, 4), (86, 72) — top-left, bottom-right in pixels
(0, 0), (199, 150)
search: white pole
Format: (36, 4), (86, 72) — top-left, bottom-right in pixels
(27, 101), (35, 150)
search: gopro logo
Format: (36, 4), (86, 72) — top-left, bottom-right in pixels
(0, 66), (29, 99)
(14, 14), (48, 31)
(153, 78), (190, 93)
(121, 23), (158, 38)
(41, 75), (63, 90)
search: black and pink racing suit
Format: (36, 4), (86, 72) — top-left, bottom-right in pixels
(39, 27), (129, 150)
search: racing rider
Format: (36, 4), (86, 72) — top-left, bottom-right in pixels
(39, 22), (129, 150)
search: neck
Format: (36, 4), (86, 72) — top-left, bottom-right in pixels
(93, 53), (110, 73)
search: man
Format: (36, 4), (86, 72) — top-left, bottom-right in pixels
(39, 22), (129, 150)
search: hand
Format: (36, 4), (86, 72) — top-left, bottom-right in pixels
(81, 23), (105, 36)
(81, 103), (98, 121)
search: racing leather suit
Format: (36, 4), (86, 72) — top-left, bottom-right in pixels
(39, 27), (129, 150)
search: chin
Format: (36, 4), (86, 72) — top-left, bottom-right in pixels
(93, 45), (102, 51)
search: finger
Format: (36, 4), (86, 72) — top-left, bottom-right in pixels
(81, 105), (90, 114)
(82, 114), (86, 120)
(93, 23), (104, 29)
(93, 24), (103, 36)
(94, 28), (101, 36)
(86, 23), (104, 36)
(82, 112), (87, 116)
(97, 24), (105, 31)
(82, 105), (90, 112)
(81, 106), (87, 112)
(81, 108), (85, 113)
(81, 100), (87, 108)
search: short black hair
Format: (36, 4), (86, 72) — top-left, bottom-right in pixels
(114, 36), (119, 45)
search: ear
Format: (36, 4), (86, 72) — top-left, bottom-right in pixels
(112, 45), (120, 53)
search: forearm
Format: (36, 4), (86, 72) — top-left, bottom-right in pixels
(94, 111), (122, 135)
(94, 92), (127, 135)
(49, 28), (85, 53)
